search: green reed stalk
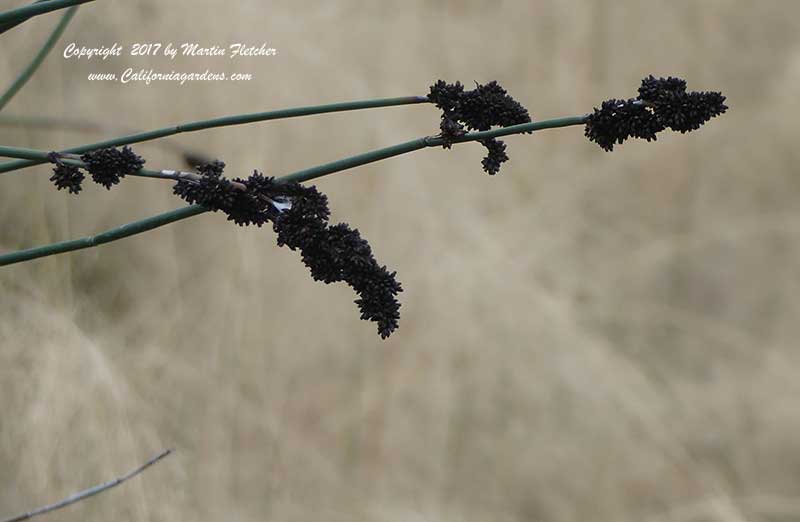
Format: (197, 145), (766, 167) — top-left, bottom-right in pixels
(0, 96), (430, 174)
(0, 0), (92, 33)
(0, 7), (78, 110)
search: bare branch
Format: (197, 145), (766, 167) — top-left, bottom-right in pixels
(1, 448), (173, 522)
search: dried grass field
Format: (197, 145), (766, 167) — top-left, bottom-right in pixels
(1, 1), (799, 521)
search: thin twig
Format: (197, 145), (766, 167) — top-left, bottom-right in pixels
(0, 6), (78, 111)
(0, 96), (430, 174)
(0, 114), (588, 267)
(0, 0), (93, 34)
(0, 448), (173, 522)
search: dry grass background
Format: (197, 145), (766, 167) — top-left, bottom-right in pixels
(1, 1), (799, 521)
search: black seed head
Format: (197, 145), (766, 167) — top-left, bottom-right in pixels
(480, 138), (509, 175)
(428, 79), (532, 175)
(81, 146), (145, 189)
(49, 163), (84, 194)
(654, 90), (728, 133)
(638, 75), (687, 103)
(173, 160), (237, 211)
(586, 76), (727, 151)
(171, 162), (402, 338)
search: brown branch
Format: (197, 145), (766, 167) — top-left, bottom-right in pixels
(1, 449), (173, 522)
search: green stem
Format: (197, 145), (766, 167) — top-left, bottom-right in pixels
(0, 0), (56, 34)
(0, 113), (222, 161)
(0, 205), (206, 266)
(281, 115), (588, 183)
(0, 96), (430, 174)
(0, 0), (92, 33)
(0, 7), (78, 111)
(0, 145), (180, 179)
(0, 113), (122, 133)
(0, 114), (589, 267)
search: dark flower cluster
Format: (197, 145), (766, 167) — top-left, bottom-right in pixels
(428, 80), (532, 175)
(173, 161), (402, 338)
(172, 160), (236, 211)
(174, 162), (312, 227)
(47, 152), (84, 194)
(80, 146), (145, 189)
(585, 75), (728, 151)
(48, 146), (146, 192)
(277, 209), (402, 339)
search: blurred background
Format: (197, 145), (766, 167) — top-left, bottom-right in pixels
(1, 1), (799, 521)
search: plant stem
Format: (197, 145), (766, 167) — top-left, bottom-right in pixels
(0, 113), (126, 133)
(0, 0), (93, 33)
(0, 0), (52, 33)
(0, 0), (56, 34)
(0, 146), (250, 186)
(0, 6), (77, 111)
(0, 96), (430, 174)
(281, 115), (588, 183)
(0, 206), (207, 266)
(0, 145), (146, 170)
(0, 114), (589, 267)
(0, 0), (48, 33)
(0, 449), (172, 522)
(0, 113), (212, 161)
